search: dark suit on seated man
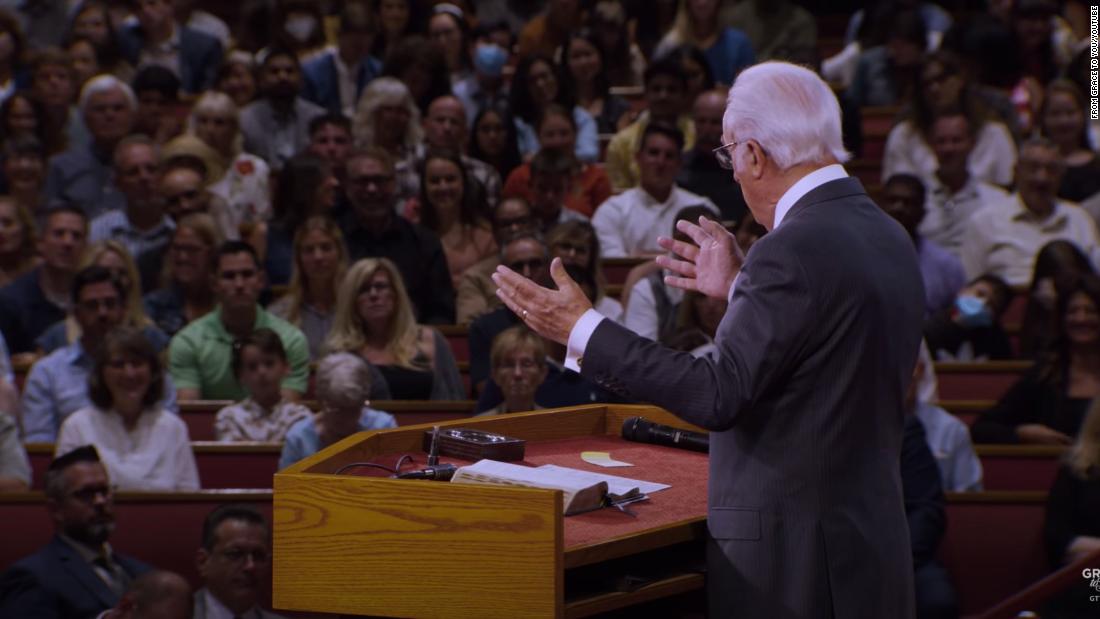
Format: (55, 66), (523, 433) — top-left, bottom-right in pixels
(116, 1), (223, 95)
(494, 61), (925, 618)
(0, 446), (150, 618)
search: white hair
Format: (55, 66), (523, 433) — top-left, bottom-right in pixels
(352, 77), (423, 152)
(315, 352), (374, 409)
(78, 74), (137, 111)
(723, 62), (849, 171)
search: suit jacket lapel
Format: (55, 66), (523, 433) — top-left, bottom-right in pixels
(50, 537), (117, 609)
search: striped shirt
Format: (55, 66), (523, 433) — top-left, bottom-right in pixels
(88, 209), (175, 260)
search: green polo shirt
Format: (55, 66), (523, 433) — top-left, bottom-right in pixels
(168, 305), (310, 400)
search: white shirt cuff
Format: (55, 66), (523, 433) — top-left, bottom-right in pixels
(565, 309), (606, 372)
(727, 272), (742, 304)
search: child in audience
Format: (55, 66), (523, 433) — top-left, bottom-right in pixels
(214, 329), (312, 443)
(923, 274), (1014, 362)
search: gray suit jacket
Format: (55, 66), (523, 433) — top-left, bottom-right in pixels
(192, 588), (286, 619)
(583, 177), (924, 618)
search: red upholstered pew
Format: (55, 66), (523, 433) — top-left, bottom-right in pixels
(934, 361), (1030, 401)
(973, 445), (1063, 492)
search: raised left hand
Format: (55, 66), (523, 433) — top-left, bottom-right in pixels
(492, 258), (592, 345)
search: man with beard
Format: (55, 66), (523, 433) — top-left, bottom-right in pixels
(239, 47), (325, 171)
(0, 446), (151, 616)
(192, 504), (285, 619)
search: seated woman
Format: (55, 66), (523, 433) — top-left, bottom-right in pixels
(325, 258), (465, 400)
(1039, 80), (1100, 203)
(1018, 241), (1096, 359)
(1042, 397), (1100, 617)
(509, 55), (599, 163)
(469, 104), (523, 184)
(352, 77), (423, 201)
(0, 196), (37, 287)
(37, 240), (168, 353)
(972, 275), (1100, 444)
(268, 216), (348, 359)
(279, 352), (397, 469)
(215, 328), (311, 442)
(923, 274), (1014, 362)
(477, 326), (548, 416)
(561, 31), (632, 135)
(547, 220), (621, 321)
(56, 328), (199, 491)
(264, 154), (340, 286)
(143, 213), (221, 337)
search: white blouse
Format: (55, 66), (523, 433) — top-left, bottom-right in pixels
(56, 407), (200, 491)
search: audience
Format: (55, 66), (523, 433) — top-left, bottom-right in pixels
(477, 326), (548, 416)
(351, 77), (422, 200)
(67, 1), (134, 83)
(239, 47), (324, 171)
(525, 149), (591, 232)
(453, 30), (511, 127)
(157, 155), (231, 229)
(676, 89), (748, 223)
(561, 30), (632, 135)
(961, 138), (1100, 286)
(724, 0), (817, 63)
(3, 135), (50, 218)
(169, 241), (309, 401)
(56, 327), (198, 491)
(518, 0), (583, 60)
(0, 446), (150, 616)
(910, 354), (983, 492)
(215, 329), (311, 443)
(655, 0), (756, 87)
(456, 198), (538, 324)
(263, 153), (340, 286)
(306, 114), (354, 181)
(325, 258), (463, 400)
(547, 220), (622, 322)
(1019, 240), (1097, 358)
(1038, 79), (1100, 203)
(509, 54), (599, 164)
(0, 196), (38, 287)
(215, 51), (257, 109)
(381, 36), (451, 115)
(194, 504), (286, 618)
(115, 0), (222, 95)
(594, 123), (718, 257)
(129, 65), (183, 147)
(973, 275), (1100, 444)
(99, 570), (192, 619)
(846, 9), (926, 109)
(0, 206), (87, 353)
(408, 95), (502, 206)
(280, 352), (397, 469)
(429, 4), (472, 85)
(468, 104), (523, 183)
(924, 274), (1014, 362)
(300, 2), (381, 117)
(30, 48), (84, 153)
(142, 213), (221, 337)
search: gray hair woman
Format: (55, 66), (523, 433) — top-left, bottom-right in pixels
(278, 353), (398, 469)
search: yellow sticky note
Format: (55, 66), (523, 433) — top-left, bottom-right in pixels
(581, 451), (633, 468)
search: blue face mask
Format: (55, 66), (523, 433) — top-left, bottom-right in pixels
(955, 295), (992, 328)
(474, 43), (508, 78)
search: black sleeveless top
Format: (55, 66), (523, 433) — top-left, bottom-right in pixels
(377, 364), (434, 400)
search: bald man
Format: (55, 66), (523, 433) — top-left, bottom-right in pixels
(677, 89), (749, 224)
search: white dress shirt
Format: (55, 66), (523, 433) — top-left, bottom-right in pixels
(882, 120), (1016, 188)
(959, 195), (1100, 286)
(567, 164), (849, 370)
(56, 406), (200, 491)
(920, 176), (1010, 258)
(591, 185), (718, 257)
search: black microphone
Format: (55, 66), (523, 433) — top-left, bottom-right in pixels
(396, 463), (458, 481)
(621, 417), (709, 453)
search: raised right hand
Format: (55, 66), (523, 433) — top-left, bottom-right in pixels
(655, 216), (744, 300)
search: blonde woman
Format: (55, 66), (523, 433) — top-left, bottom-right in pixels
(36, 240), (168, 353)
(1044, 397), (1100, 591)
(325, 258), (464, 400)
(268, 216), (348, 359)
(654, 0), (755, 88)
(0, 196), (38, 286)
(352, 77), (422, 199)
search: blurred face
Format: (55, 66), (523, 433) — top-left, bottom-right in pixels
(260, 55), (301, 100)
(475, 110), (507, 157)
(298, 228), (340, 280)
(160, 168), (208, 220)
(646, 74), (685, 121)
(379, 0), (409, 34)
(237, 345), (287, 402)
(424, 158), (464, 215)
(219, 63), (256, 107)
(114, 143), (158, 207)
(551, 237), (591, 269)
(1064, 292), (1100, 346)
(687, 0), (719, 23)
(197, 520), (270, 615)
(502, 238), (549, 284)
(50, 461), (115, 546)
(194, 109), (235, 152)
(566, 38), (601, 84)
(33, 63), (75, 107)
(102, 352), (152, 411)
(168, 227), (212, 287)
(39, 212), (87, 271)
(527, 60), (558, 108)
(930, 115), (974, 174)
(492, 347), (546, 406)
(6, 96), (38, 137)
(356, 269), (395, 323)
(73, 8), (110, 45)
(529, 172), (571, 219)
(921, 62), (963, 114)
(423, 97), (467, 149)
(880, 181), (924, 238)
(308, 123), (352, 168)
(137, 0), (174, 32)
(537, 114), (575, 153)
(215, 251), (263, 311)
(345, 156), (395, 219)
(68, 40), (100, 87)
(0, 201), (24, 254)
(85, 87), (135, 145)
(492, 198), (535, 241)
(3, 152), (44, 194)
(314, 169), (340, 212)
(1042, 91), (1084, 147)
(1015, 144), (1064, 216)
(375, 103), (411, 145)
(136, 90), (171, 131)
(691, 92), (725, 152)
(73, 281), (124, 340)
(636, 133), (681, 193)
(429, 14), (463, 69)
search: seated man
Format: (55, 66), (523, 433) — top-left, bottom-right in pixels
(300, 2), (381, 116)
(477, 326), (549, 416)
(194, 504), (286, 618)
(240, 47), (325, 171)
(22, 266), (179, 442)
(169, 241), (310, 401)
(923, 274), (1013, 362)
(306, 114), (354, 181)
(961, 138), (1100, 286)
(99, 570), (192, 619)
(457, 197), (538, 324)
(880, 173), (966, 316)
(0, 446), (150, 616)
(0, 207), (88, 353)
(116, 0), (223, 95)
(593, 124), (717, 258)
(526, 149), (590, 232)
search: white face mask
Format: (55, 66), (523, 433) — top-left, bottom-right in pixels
(284, 14), (318, 43)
